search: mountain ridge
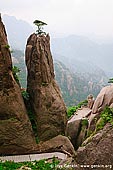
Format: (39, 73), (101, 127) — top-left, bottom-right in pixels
(51, 35), (113, 75)
(3, 14), (109, 106)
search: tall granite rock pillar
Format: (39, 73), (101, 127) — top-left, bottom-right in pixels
(25, 33), (67, 141)
(0, 15), (36, 155)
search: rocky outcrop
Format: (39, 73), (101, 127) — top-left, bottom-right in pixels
(66, 119), (81, 149)
(37, 135), (76, 157)
(66, 107), (90, 149)
(0, 14), (36, 155)
(76, 124), (113, 168)
(92, 84), (113, 114)
(75, 86), (113, 168)
(25, 33), (67, 141)
(87, 94), (95, 109)
(88, 85), (113, 130)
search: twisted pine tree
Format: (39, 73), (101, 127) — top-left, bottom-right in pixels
(33, 20), (47, 34)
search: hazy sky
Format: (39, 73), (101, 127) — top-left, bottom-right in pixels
(1, 0), (113, 38)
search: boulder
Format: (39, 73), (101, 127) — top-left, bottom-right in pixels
(77, 124), (113, 168)
(87, 85), (113, 131)
(87, 94), (95, 109)
(25, 33), (67, 141)
(66, 107), (90, 149)
(76, 119), (88, 149)
(0, 15), (36, 155)
(37, 135), (76, 158)
(66, 119), (81, 149)
(92, 85), (113, 114)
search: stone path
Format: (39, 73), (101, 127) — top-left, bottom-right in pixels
(0, 152), (67, 163)
(68, 107), (92, 123)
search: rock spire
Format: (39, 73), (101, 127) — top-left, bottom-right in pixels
(0, 15), (36, 155)
(25, 33), (67, 141)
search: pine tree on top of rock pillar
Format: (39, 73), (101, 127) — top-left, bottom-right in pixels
(25, 33), (67, 141)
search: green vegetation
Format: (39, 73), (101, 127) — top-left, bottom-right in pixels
(101, 107), (113, 124)
(21, 89), (38, 143)
(4, 44), (10, 49)
(84, 106), (113, 145)
(33, 20), (47, 35)
(21, 90), (29, 100)
(12, 66), (21, 85)
(67, 100), (88, 118)
(21, 90), (39, 143)
(27, 110), (37, 138)
(86, 129), (93, 138)
(96, 106), (113, 131)
(82, 106), (113, 146)
(0, 158), (59, 170)
(81, 118), (89, 127)
(108, 78), (113, 83)
(67, 106), (77, 118)
(96, 118), (105, 131)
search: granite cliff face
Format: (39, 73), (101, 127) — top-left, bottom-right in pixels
(77, 124), (113, 168)
(0, 15), (36, 155)
(25, 33), (67, 141)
